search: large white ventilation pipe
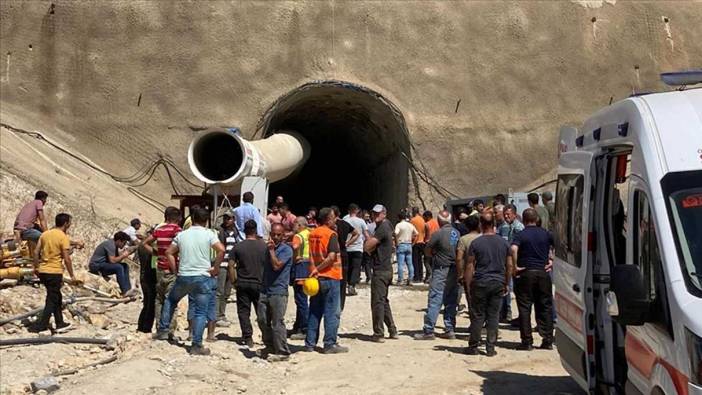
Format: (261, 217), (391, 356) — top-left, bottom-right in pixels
(187, 128), (310, 186)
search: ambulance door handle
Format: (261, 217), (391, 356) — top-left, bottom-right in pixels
(572, 284), (581, 293)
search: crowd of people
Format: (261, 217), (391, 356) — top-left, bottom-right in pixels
(14, 188), (557, 358)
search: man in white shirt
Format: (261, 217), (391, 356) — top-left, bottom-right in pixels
(343, 203), (369, 295)
(394, 210), (418, 285)
(155, 207), (226, 356)
(122, 218), (143, 244)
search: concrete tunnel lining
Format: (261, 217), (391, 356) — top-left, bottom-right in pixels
(259, 80), (411, 215)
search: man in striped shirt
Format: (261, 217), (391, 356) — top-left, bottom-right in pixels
(216, 211), (239, 327)
(143, 206), (182, 335)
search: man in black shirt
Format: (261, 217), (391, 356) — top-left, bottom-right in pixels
(511, 208), (555, 350)
(364, 204), (398, 342)
(228, 219), (267, 348)
(332, 206), (358, 312)
(465, 212), (513, 356)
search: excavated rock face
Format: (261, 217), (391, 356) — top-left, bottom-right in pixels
(1, 1), (700, 211)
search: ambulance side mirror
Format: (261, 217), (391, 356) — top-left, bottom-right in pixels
(610, 264), (650, 326)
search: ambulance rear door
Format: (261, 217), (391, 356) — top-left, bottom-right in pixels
(554, 148), (596, 391)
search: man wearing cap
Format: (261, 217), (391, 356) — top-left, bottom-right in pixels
(216, 211), (239, 327)
(306, 207), (348, 354)
(415, 210), (460, 340)
(364, 204), (398, 342)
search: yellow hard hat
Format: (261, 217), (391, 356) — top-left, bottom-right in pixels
(303, 277), (319, 297)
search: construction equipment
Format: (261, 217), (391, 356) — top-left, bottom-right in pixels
(0, 266), (35, 281)
(2, 239), (31, 266)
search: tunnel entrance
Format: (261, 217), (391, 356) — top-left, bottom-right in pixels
(259, 80), (410, 216)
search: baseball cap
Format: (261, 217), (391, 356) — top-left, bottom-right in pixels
(372, 204), (386, 213)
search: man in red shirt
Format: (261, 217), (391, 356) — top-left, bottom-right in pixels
(14, 191), (49, 244)
(143, 206), (182, 335)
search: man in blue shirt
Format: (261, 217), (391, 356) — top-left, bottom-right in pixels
(511, 208), (555, 350)
(257, 222), (293, 362)
(500, 204), (524, 323)
(233, 191), (265, 239)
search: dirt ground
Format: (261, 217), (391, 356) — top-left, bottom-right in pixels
(0, 280), (583, 395)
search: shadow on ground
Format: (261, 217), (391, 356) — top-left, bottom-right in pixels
(471, 370), (584, 395)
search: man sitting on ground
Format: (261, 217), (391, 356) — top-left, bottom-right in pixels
(88, 231), (138, 297)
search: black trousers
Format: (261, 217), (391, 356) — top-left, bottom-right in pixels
(468, 280), (504, 351)
(137, 266), (157, 332)
(340, 251), (349, 311)
(236, 282), (261, 340)
(370, 270), (397, 337)
(361, 253), (373, 281)
(36, 273), (65, 329)
(514, 270), (554, 345)
(412, 243), (425, 282)
(347, 251), (363, 286)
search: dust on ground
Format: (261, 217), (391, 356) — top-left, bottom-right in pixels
(1, 279), (583, 395)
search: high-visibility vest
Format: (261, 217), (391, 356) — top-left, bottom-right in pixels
(294, 228), (310, 262)
(308, 225), (342, 280)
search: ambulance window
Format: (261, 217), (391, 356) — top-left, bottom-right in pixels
(555, 174), (583, 267)
(634, 191), (672, 333)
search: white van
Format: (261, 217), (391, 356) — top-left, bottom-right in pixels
(553, 72), (702, 395)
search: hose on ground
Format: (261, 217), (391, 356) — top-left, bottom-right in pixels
(0, 337), (109, 347)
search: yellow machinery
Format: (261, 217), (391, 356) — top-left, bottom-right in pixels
(0, 266), (35, 280)
(2, 239), (31, 266)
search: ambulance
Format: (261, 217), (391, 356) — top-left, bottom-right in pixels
(553, 71), (702, 395)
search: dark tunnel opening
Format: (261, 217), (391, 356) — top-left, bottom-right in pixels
(259, 81), (410, 216)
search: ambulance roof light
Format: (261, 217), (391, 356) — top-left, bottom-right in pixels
(575, 135), (584, 147)
(618, 123), (629, 137)
(593, 128), (602, 141)
(661, 70), (702, 88)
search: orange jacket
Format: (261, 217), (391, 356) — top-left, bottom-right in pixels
(308, 225), (342, 280)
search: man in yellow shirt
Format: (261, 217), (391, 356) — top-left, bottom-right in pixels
(30, 213), (78, 333)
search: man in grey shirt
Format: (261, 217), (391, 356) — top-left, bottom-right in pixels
(414, 210), (460, 340)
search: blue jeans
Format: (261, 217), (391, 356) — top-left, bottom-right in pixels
(20, 228), (42, 243)
(396, 243), (414, 282)
(423, 265), (458, 334)
(188, 276), (217, 322)
(90, 262), (131, 294)
(305, 278), (341, 349)
(159, 275), (212, 346)
(292, 283), (308, 333)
